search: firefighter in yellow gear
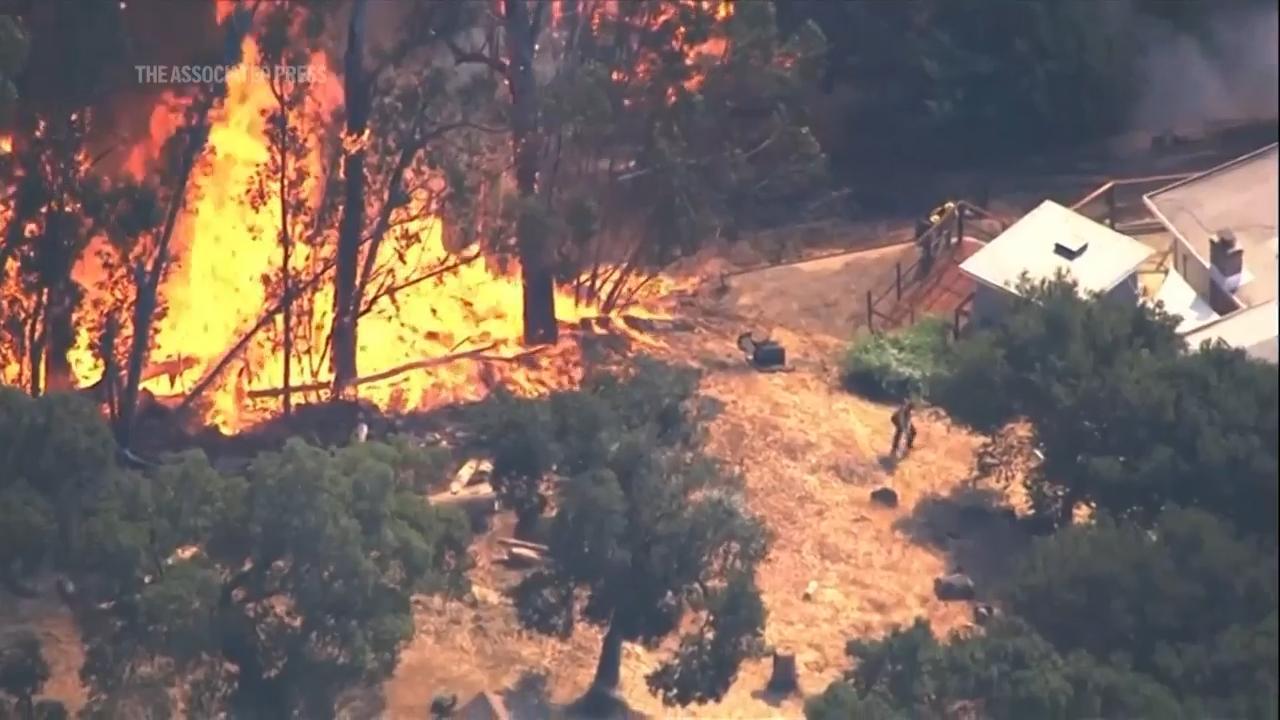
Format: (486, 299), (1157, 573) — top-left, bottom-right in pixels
(916, 200), (956, 276)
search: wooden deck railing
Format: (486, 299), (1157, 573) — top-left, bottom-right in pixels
(1068, 172), (1196, 228)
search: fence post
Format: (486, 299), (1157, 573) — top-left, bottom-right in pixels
(1105, 184), (1116, 229)
(954, 306), (961, 339)
(895, 263), (902, 300)
(955, 206), (965, 246)
(866, 290), (873, 330)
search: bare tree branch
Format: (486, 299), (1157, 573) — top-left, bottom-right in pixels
(446, 38), (509, 75)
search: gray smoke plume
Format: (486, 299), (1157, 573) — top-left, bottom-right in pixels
(1131, 3), (1279, 134)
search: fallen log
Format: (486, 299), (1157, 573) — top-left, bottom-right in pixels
(503, 546), (544, 568)
(497, 537), (549, 553)
(428, 482), (496, 504)
(178, 254), (482, 412)
(244, 344), (502, 399)
(140, 356), (200, 387)
(450, 458), (493, 493)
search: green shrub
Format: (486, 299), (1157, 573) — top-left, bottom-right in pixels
(840, 318), (953, 401)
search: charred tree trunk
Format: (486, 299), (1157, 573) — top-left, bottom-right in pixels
(272, 92), (295, 417)
(99, 313), (119, 423)
(505, 0), (558, 346)
(117, 8), (250, 447)
(332, 0), (369, 395)
(767, 649), (798, 694)
(590, 623), (624, 697)
(26, 289), (45, 396)
(41, 263), (77, 393)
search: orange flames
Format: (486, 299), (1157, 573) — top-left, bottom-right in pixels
(6, 3), (708, 434)
(79, 28), (674, 432)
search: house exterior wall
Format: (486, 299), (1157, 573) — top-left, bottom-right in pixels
(1246, 335), (1279, 364)
(968, 272), (1141, 329)
(1104, 272), (1140, 305)
(970, 282), (1015, 327)
(1171, 234), (1214, 304)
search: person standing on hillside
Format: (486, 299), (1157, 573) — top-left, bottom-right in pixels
(890, 399), (917, 457)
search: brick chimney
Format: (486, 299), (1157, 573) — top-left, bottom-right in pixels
(1210, 229), (1244, 278)
(1208, 229), (1244, 314)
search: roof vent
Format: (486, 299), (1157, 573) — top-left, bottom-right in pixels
(1053, 233), (1089, 260)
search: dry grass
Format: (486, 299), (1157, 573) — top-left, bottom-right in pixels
(4, 240), (1031, 720)
(382, 249), (1031, 719)
(0, 581), (88, 714)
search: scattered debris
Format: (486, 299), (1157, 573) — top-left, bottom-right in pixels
(684, 583), (706, 611)
(429, 484), (499, 533)
(502, 547), (544, 569)
(117, 447), (160, 469)
(429, 693), (459, 719)
(621, 315), (697, 333)
(974, 603), (998, 625)
(496, 537), (549, 554)
(870, 487), (899, 508)
(934, 573), (976, 601)
(450, 458), (494, 493)
(802, 580), (819, 601)
(54, 577), (77, 605)
(737, 331), (787, 370)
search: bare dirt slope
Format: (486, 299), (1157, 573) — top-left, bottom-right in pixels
(384, 248), (1027, 719)
(0, 581), (88, 713)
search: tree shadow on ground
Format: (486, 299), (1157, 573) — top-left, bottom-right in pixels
(892, 484), (1031, 597)
(495, 670), (649, 720)
(752, 683), (802, 709)
(500, 671), (555, 719)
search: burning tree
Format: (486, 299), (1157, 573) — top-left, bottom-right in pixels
(446, 0), (829, 320)
(249, 4), (332, 416)
(0, 2), (130, 395)
(3, 0), (831, 435)
(326, 0), (520, 395)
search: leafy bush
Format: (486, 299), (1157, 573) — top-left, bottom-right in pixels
(840, 318), (953, 400)
(74, 438), (470, 717)
(466, 358), (705, 535)
(0, 386), (118, 575)
(809, 508), (1278, 720)
(932, 278), (1277, 536)
(0, 628), (52, 715)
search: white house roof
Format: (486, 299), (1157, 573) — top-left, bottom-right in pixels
(1144, 143), (1279, 308)
(1183, 299), (1279, 363)
(959, 200), (1154, 295)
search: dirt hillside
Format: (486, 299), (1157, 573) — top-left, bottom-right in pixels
(383, 244), (1029, 719)
(2, 235), (1027, 720)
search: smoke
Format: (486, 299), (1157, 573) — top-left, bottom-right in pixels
(1131, 3), (1279, 134)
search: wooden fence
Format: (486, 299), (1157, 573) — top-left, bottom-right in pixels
(863, 201), (1007, 335)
